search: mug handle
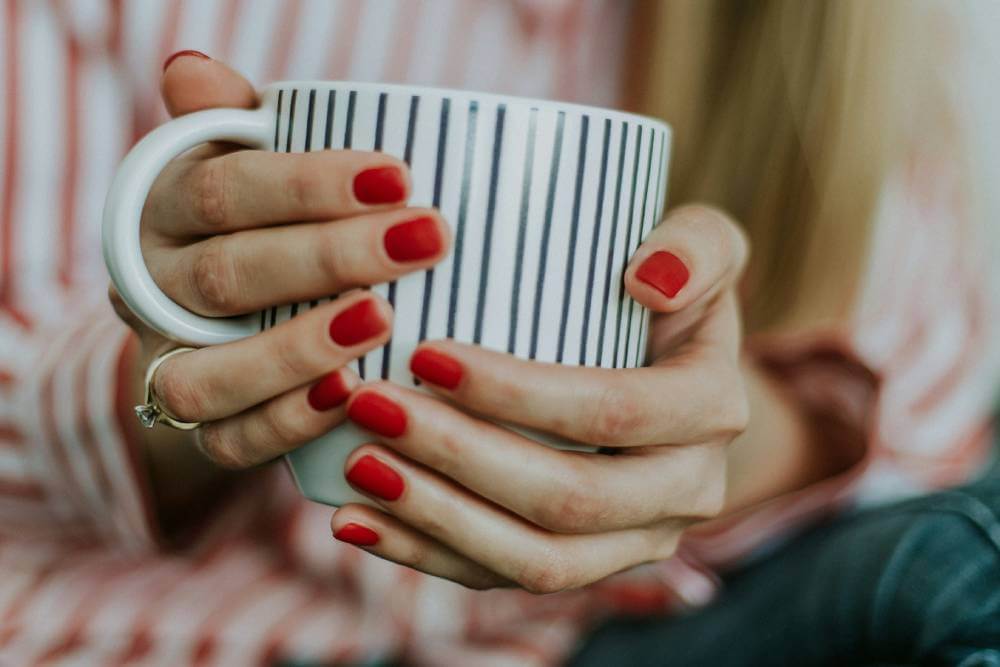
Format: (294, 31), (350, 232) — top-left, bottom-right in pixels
(102, 107), (273, 346)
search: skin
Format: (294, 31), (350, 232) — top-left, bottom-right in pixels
(116, 55), (844, 587)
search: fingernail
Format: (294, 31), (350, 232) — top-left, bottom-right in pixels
(333, 522), (380, 546)
(348, 392), (407, 438)
(329, 299), (386, 347)
(384, 216), (443, 262)
(346, 454), (404, 501)
(636, 251), (690, 298)
(163, 49), (210, 72)
(307, 371), (351, 411)
(354, 166), (406, 205)
(409, 348), (463, 390)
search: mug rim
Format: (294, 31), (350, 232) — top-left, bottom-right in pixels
(263, 80), (671, 134)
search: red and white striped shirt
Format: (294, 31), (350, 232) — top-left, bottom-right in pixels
(0, 1), (996, 665)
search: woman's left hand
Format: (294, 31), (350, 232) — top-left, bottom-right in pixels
(330, 205), (750, 592)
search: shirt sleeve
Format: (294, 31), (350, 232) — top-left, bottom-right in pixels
(0, 294), (160, 553)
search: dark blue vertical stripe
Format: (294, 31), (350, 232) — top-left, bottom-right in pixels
(528, 111), (566, 360)
(418, 99), (451, 343)
(382, 95), (421, 380)
(268, 90), (284, 330)
(323, 91), (335, 149)
(446, 101), (479, 338)
(578, 118), (611, 365)
(273, 90), (283, 151)
(612, 126), (644, 367)
(635, 131), (668, 366)
(284, 89), (297, 153)
(624, 129), (656, 367)
(343, 91), (356, 148)
(472, 105), (506, 344)
(303, 89), (316, 152)
(595, 121), (629, 366)
(507, 108), (538, 354)
(555, 115), (589, 363)
(373, 92), (387, 150)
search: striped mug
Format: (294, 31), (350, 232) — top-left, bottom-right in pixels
(103, 81), (671, 506)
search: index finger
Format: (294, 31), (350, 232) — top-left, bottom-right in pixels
(407, 340), (749, 447)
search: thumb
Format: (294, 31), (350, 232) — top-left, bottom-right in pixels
(160, 50), (258, 118)
(624, 204), (748, 313)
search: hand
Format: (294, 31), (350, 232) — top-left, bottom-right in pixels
(109, 54), (450, 519)
(329, 205), (749, 592)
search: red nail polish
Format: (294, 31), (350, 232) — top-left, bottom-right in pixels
(636, 251), (690, 298)
(348, 392), (407, 438)
(346, 454), (404, 501)
(163, 49), (210, 72)
(353, 166), (406, 205)
(409, 348), (463, 390)
(307, 371), (351, 411)
(384, 216), (443, 262)
(333, 522), (380, 546)
(329, 299), (386, 347)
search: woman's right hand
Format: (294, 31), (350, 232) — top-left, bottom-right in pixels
(112, 53), (450, 481)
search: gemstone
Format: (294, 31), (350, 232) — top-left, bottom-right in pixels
(134, 404), (158, 428)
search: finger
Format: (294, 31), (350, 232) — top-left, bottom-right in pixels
(151, 293), (392, 423)
(344, 384), (726, 533)
(330, 505), (508, 590)
(152, 207), (448, 317)
(405, 341), (748, 446)
(341, 445), (684, 594)
(161, 51), (257, 117)
(624, 205), (748, 313)
(152, 149), (412, 238)
(196, 368), (358, 470)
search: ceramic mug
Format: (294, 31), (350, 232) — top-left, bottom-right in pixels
(103, 80), (671, 506)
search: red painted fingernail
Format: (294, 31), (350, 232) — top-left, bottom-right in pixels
(353, 166), (407, 204)
(346, 455), (404, 501)
(329, 299), (386, 347)
(163, 49), (210, 72)
(409, 348), (463, 389)
(384, 216), (443, 262)
(636, 251), (690, 298)
(348, 392), (407, 438)
(307, 371), (351, 411)
(333, 522), (380, 546)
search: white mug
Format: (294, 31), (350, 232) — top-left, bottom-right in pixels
(103, 81), (671, 506)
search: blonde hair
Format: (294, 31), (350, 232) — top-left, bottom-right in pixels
(627, 0), (989, 333)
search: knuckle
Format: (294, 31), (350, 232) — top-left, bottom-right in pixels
(190, 238), (241, 314)
(585, 382), (645, 445)
(269, 332), (321, 385)
(152, 360), (204, 423)
(198, 424), (251, 470)
(516, 547), (575, 594)
(533, 472), (607, 533)
(257, 399), (309, 449)
(286, 161), (324, 212)
(191, 159), (232, 230)
(712, 370), (750, 439)
(690, 447), (728, 518)
(316, 230), (352, 288)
